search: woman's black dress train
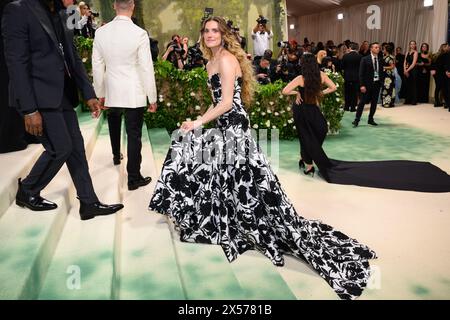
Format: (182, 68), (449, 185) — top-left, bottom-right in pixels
(293, 88), (450, 193)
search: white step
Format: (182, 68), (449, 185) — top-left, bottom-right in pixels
(115, 123), (185, 300)
(0, 114), (104, 299)
(38, 124), (121, 300)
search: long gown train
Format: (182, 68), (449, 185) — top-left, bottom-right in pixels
(293, 89), (450, 193)
(149, 74), (377, 300)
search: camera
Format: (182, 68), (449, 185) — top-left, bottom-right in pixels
(227, 20), (240, 33)
(170, 40), (185, 55)
(256, 15), (268, 25)
(89, 10), (99, 18)
(201, 7), (214, 25)
(278, 41), (290, 48)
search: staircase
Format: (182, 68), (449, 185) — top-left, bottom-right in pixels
(0, 114), (297, 300)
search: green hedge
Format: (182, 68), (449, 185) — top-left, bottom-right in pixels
(75, 36), (345, 139)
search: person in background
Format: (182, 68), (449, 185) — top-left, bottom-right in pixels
(254, 57), (271, 85)
(359, 41), (370, 56)
(381, 43), (396, 108)
(162, 34), (185, 70)
(404, 40), (419, 105)
(430, 43), (449, 107)
(341, 42), (362, 112)
(395, 46), (405, 100)
(353, 42), (384, 127)
(251, 15), (273, 60)
(417, 43), (431, 103)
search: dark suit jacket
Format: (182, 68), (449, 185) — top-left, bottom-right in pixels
(1, 0), (96, 115)
(341, 51), (362, 82)
(359, 54), (385, 88)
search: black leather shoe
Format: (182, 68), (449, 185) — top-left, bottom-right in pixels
(16, 179), (57, 211)
(352, 120), (359, 128)
(79, 201), (124, 221)
(368, 120), (378, 126)
(113, 153), (124, 166)
(128, 176), (152, 191)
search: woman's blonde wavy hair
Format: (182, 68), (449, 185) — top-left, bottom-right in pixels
(200, 16), (256, 106)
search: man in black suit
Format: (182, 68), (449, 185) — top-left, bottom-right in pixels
(341, 42), (362, 112)
(0, 0), (28, 153)
(2, 0), (123, 220)
(353, 42), (384, 127)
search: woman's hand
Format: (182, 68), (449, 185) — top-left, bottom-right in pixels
(180, 119), (202, 132)
(295, 92), (303, 104)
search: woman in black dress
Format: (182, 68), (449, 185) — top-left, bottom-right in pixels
(430, 43), (448, 107)
(404, 40), (419, 105)
(417, 43), (431, 103)
(282, 53), (337, 176)
(283, 52), (450, 193)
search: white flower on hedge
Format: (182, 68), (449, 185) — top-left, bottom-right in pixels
(261, 112), (266, 116)
(253, 124), (259, 129)
(177, 122), (180, 126)
(280, 109), (285, 114)
(279, 95), (284, 99)
(336, 83), (339, 88)
(256, 101), (260, 105)
(265, 120), (271, 127)
(82, 58), (87, 63)
(257, 108), (261, 112)
(267, 109), (272, 114)
(190, 92), (196, 97)
(272, 125), (276, 129)
(251, 112), (255, 116)
(293, 125), (296, 129)
(167, 102), (171, 107)
(195, 105), (201, 111)
(287, 107), (291, 111)
(269, 101), (274, 106)
(274, 112), (279, 116)
(186, 118), (191, 122)
(159, 97), (164, 102)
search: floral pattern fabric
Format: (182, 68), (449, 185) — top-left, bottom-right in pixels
(381, 54), (396, 107)
(149, 73), (377, 300)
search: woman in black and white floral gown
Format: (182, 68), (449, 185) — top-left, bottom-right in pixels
(149, 16), (377, 300)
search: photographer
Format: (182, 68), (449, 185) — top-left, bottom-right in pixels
(76, 2), (98, 39)
(254, 57), (271, 85)
(252, 15), (273, 59)
(162, 35), (185, 70)
(184, 42), (206, 71)
(227, 20), (247, 50)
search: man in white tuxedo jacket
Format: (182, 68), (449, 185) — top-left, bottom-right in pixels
(92, 0), (157, 191)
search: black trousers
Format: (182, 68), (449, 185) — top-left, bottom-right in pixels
(21, 95), (98, 204)
(107, 107), (145, 181)
(344, 80), (359, 111)
(355, 81), (381, 122)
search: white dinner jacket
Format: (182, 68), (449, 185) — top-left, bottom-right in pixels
(92, 15), (157, 108)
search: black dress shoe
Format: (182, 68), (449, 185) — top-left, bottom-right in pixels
(128, 176), (152, 191)
(16, 179), (57, 211)
(352, 120), (359, 128)
(113, 153), (124, 166)
(79, 201), (124, 221)
(368, 120), (378, 126)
